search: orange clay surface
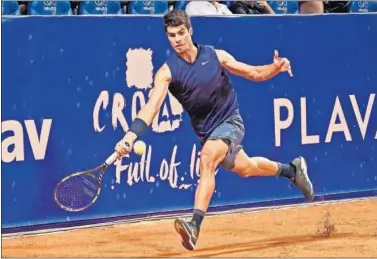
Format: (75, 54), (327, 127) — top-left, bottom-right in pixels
(2, 198), (377, 258)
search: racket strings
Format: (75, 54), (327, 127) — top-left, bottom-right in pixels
(55, 173), (100, 211)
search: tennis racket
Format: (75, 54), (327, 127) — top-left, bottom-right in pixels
(54, 151), (119, 212)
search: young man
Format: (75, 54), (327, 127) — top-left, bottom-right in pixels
(115, 10), (314, 251)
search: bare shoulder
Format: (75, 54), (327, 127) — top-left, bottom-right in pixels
(155, 63), (172, 82)
(215, 49), (236, 65)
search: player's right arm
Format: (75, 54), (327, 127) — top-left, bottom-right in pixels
(215, 49), (292, 82)
(115, 64), (172, 157)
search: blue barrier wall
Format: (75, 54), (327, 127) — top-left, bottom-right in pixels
(2, 14), (377, 230)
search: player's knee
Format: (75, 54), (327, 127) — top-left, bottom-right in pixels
(199, 152), (216, 177)
(239, 158), (261, 177)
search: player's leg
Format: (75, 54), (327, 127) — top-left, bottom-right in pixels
(230, 150), (294, 178)
(228, 149), (314, 201)
(213, 109), (314, 201)
(193, 139), (228, 213)
(174, 138), (228, 251)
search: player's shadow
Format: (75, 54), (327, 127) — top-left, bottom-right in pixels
(155, 232), (367, 257)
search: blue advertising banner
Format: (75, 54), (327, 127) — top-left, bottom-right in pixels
(2, 14), (377, 230)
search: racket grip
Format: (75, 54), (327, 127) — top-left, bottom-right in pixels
(105, 152), (118, 165)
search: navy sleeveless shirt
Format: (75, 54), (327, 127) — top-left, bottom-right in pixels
(166, 44), (239, 142)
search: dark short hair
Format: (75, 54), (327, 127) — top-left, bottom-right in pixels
(163, 9), (191, 32)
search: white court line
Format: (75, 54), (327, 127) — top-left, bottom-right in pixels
(3, 196), (377, 240)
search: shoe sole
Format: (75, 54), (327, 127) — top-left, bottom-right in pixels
(174, 219), (195, 251)
(298, 156), (314, 202)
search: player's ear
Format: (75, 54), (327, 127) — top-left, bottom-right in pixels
(189, 27), (193, 36)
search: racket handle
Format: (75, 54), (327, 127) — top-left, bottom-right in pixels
(105, 152), (118, 166)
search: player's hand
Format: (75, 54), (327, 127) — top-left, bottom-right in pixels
(114, 137), (133, 159)
(273, 50), (293, 77)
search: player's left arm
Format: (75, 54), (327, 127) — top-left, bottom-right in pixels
(215, 49), (292, 82)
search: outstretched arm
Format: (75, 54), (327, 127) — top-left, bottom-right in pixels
(215, 49), (292, 82)
(115, 64), (171, 156)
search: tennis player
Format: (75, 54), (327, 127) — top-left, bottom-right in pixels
(115, 10), (314, 251)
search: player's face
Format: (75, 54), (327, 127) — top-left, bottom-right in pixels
(166, 25), (193, 54)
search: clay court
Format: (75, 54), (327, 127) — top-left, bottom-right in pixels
(2, 198), (377, 258)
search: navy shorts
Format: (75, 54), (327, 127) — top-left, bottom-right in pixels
(206, 109), (245, 170)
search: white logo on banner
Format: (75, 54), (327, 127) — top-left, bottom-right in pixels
(95, 1), (106, 6)
(273, 93), (377, 147)
(113, 143), (218, 190)
(1, 119), (52, 163)
(94, 1), (108, 13)
(93, 48), (184, 134)
(141, 1), (155, 14)
(43, 1), (56, 14)
(126, 48), (154, 90)
(277, 0), (288, 13)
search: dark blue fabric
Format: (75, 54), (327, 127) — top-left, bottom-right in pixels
(166, 44), (239, 142)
